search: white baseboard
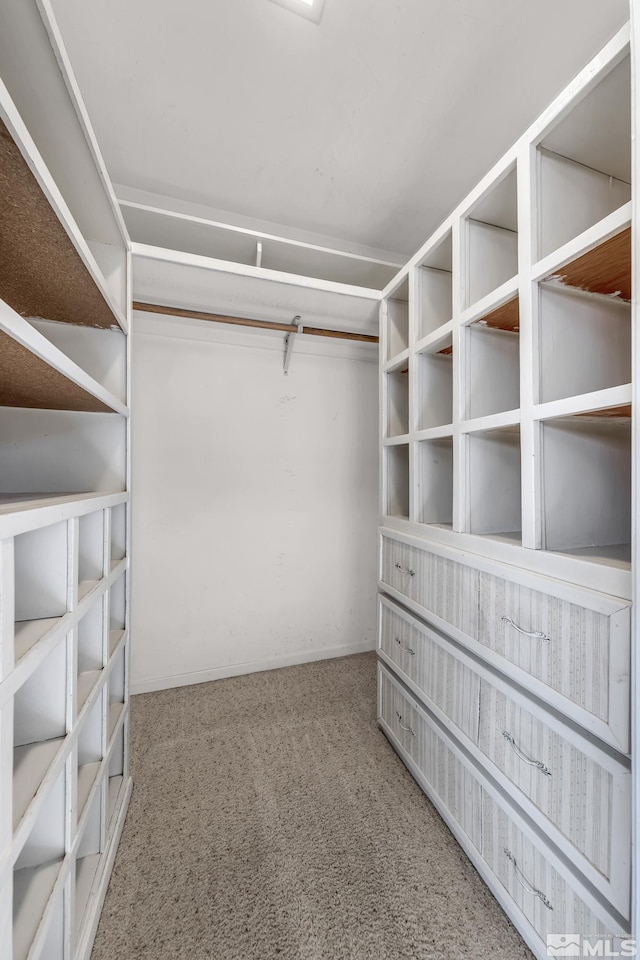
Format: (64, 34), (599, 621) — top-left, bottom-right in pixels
(130, 640), (376, 695)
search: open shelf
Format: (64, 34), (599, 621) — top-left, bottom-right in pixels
(14, 522), (68, 625)
(417, 232), (452, 340)
(386, 367), (409, 437)
(107, 775), (124, 826)
(14, 641), (67, 748)
(78, 602), (104, 676)
(108, 646), (126, 711)
(538, 282), (630, 404)
(385, 444), (410, 520)
(542, 226), (631, 301)
(13, 857), (64, 960)
(541, 414), (631, 562)
(13, 737), (64, 831)
(465, 167), (518, 308)
(110, 503), (127, 565)
(77, 761), (101, 822)
(467, 426), (522, 539)
(75, 787), (103, 942)
(15, 767), (66, 871)
(78, 694), (103, 822)
(385, 278), (409, 360)
(417, 339), (453, 431)
(465, 297), (519, 420)
(14, 617), (61, 664)
(0, 119), (119, 331)
(538, 56), (631, 259)
(417, 438), (453, 526)
(109, 575), (126, 634)
(78, 510), (105, 598)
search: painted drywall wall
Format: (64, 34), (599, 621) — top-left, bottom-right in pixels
(130, 312), (379, 693)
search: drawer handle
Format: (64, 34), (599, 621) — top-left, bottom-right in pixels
(502, 731), (551, 777)
(500, 616), (550, 643)
(395, 710), (415, 736)
(395, 637), (416, 656)
(395, 563), (415, 577)
(504, 848), (553, 910)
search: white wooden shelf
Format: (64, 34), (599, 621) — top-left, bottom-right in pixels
(13, 857), (64, 960)
(13, 738), (64, 829)
(77, 762), (101, 819)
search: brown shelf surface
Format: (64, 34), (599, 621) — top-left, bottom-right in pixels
(0, 330), (111, 412)
(0, 120), (117, 329)
(474, 296), (519, 332)
(546, 228), (631, 301)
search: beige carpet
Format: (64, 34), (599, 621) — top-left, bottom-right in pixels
(92, 652), (533, 960)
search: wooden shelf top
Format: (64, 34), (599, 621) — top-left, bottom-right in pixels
(474, 295), (519, 333)
(546, 228), (631, 301)
(0, 331), (112, 412)
(0, 120), (118, 329)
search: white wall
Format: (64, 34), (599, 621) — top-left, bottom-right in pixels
(129, 312), (379, 693)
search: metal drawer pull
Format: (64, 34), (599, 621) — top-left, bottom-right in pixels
(395, 710), (415, 736)
(504, 849), (553, 910)
(501, 616), (550, 643)
(395, 637), (416, 656)
(502, 731), (551, 777)
(395, 563), (415, 577)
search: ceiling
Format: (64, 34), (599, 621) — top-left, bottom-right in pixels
(50, 0), (629, 262)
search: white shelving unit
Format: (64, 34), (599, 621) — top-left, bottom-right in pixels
(378, 21), (638, 960)
(0, 3), (132, 959)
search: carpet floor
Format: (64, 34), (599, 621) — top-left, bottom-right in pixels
(92, 652), (533, 960)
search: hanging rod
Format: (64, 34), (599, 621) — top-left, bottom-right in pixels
(132, 301), (379, 343)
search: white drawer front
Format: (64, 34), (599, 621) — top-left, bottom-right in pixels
(478, 680), (630, 911)
(477, 571), (630, 751)
(380, 536), (477, 636)
(378, 664), (481, 849)
(379, 598), (480, 743)
(482, 794), (628, 948)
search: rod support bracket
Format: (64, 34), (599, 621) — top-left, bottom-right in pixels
(283, 315), (303, 375)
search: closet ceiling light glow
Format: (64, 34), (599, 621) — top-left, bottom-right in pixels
(267, 0), (326, 24)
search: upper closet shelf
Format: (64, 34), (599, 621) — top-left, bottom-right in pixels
(0, 492), (127, 539)
(0, 298), (127, 416)
(0, 107), (127, 334)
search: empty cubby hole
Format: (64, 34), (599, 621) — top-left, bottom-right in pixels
(538, 56), (631, 259)
(467, 426), (522, 540)
(417, 342), (453, 431)
(466, 166), (518, 308)
(417, 438), (453, 527)
(417, 232), (452, 340)
(466, 297), (520, 420)
(385, 444), (410, 520)
(78, 510), (105, 596)
(386, 366), (409, 437)
(386, 277), (409, 360)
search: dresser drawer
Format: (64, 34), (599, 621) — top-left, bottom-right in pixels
(379, 535), (477, 636)
(476, 571), (630, 752)
(378, 596), (480, 744)
(478, 679), (630, 917)
(482, 792), (629, 952)
(377, 663), (481, 850)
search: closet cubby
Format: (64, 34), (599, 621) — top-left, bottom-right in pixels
(386, 366), (409, 437)
(77, 604), (104, 713)
(465, 297), (520, 420)
(109, 647), (126, 712)
(537, 282), (630, 405)
(13, 855), (65, 960)
(465, 166), (518, 308)
(541, 415), (631, 563)
(416, 232), (453, 341)
(14, 766), (66, 872)
(14, 523), (68, 628)
(385, 279), (409, 360)
(74, 788), (103, 945)
(110, 503), (127, 568)
(467, 426), (522, 540)
(538, 56), (631, 260)
(109, 575), (127, 635)
(78, 510), (105, 599)
(77, 694), (103, 820)
(417, 438), (453, 527)
(385, 444), (410, 520)
(417, 341), (453, 431)
(14, 641), (67, 750)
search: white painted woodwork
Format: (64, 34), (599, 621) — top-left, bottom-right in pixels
(538, 285), (630, 404)
(377, 24), (637, 949)
(417, 266), (452, 340)
(0, 6), (131, 957)
(385, 445), (410, 520)
(467, 221), (518, 308)
(385, 368), (409, 438)
(416, 438), (453, 527)
(541, 418), (631, 552)
(466, 327), (519, 420)
(467, 428), (522, 537)
(385, 291), (409, 361)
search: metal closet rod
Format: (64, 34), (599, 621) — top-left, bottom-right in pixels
(132, 301), (379, 343)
